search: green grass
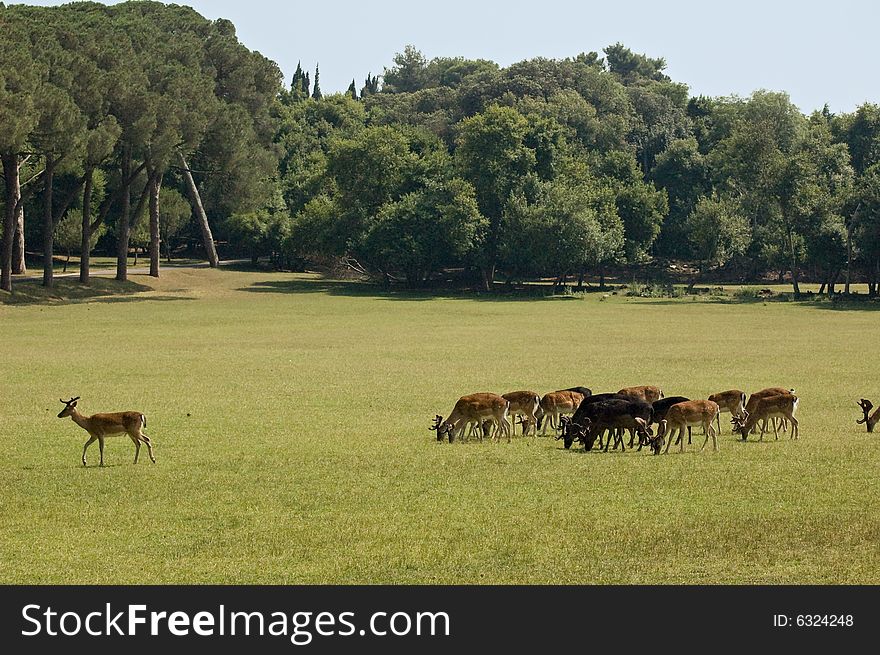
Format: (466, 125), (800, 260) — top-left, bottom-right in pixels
(1, 268), (879, 584)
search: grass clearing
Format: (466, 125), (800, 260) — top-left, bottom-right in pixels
(1, 268), (878, 583)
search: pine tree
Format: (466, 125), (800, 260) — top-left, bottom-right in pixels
(312, 64), (322, 99)
(347, 78), (358, 100)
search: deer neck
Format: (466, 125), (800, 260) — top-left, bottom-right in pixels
(69, 408), (90, 430)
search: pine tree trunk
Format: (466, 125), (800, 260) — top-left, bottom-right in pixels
(115, 146), (132, 282)
(1, 154), (19, 292)
(178, 151), (219, 267)
(149, 171), (161, 277)
(12, 200), (26, 274)
(79, 169), (93, 284)
(42, 159), (56, 288)
(785, 225), (800, 298)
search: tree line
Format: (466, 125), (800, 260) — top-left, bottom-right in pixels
(2, 2), (880, 297)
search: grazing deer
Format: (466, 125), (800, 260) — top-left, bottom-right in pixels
(731, 394), (799, 441)
(57, 397), (155, 466)
(856, 399), (880, 432)
(503, 391), (541, 437)
(660, 400), (720, 453)
(617, 385), (664, 404)
(708, 389), (747, 435)
(537, 390), (585, 435)
(430, 393), (511, 443)
(745, 387), (795, 434)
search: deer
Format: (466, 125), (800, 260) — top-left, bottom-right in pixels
(502, 390), (541, 437)
(558, 404), (653, 452)
(856, 399), (880, 432)
(708, 389), (747, 435)
(57, 397), (155, 466)
(744, 387), (795, 434)
(430, 393), (511, 443)
(536, 390), (585, 435)
(617, 385), (664, 404)
(660, 400), (720, 453)
(731, 393), (799, 441)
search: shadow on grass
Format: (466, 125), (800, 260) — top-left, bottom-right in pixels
(620, 293), (880, 312)
(1, 277), (194, 306)
(237, 278), (589, 302)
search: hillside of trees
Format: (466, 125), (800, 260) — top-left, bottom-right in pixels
(2, 2), (880, 296)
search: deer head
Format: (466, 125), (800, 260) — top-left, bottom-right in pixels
(730, 413), (751, 439)
(57, 397), (80, 419)
(857, 399), (876, 432)
(633, 417), (653, 445)
(429, 414), (454, 442)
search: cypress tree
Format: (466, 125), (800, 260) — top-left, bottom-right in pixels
(347, 78), (357, 100)
(360, 72), (379, 97)
(312, 64), (322, 99)
(304, 70), (310, 97)
(291, 61), (304, 100)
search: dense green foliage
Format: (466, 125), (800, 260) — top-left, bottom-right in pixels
(3, 3), (880, 295)
(0, 0), (281, 290)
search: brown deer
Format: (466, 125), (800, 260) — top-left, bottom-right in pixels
(660, 400), (720, 453)
(536, 390), (585, 435)
(745, 387), (795, 434)
(708, 389), (747, 434)
(617, 385), (664, 404)
(732, 394), (799, 441)
(57, 397), (155, 466)
(503, 390), (541, 437)
(856, 399), (880, 432)
(430, 393), (511, 443)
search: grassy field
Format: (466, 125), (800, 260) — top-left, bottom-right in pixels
(1, 268), (878, 584)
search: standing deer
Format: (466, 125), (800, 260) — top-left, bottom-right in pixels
(503, 390), (541, 437)
(744, 387), (794, 433)
(731, 394), (799, 441)
(536, 390), (585, 435)
(430, 393), (511, 443)
(856, 399), (880, 432)
(708, 389), (747, 435)
(617, 385), (664, 403)
(57, 397), (155, 466)
(660, 400), (720, 453)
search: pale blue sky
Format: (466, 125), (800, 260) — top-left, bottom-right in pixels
(23, 0), (880, 112)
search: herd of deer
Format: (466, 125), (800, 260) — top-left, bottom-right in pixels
(429, 385), (816, 455)
(51, 389), (880, 466)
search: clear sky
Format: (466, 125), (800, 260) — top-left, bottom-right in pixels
(23, 0), (880, 113)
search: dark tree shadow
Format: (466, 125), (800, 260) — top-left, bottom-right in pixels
(1, 278), (194, 306)
(237, 278), (594, 302)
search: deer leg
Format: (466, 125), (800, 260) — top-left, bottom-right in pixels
(82, 435), (97, 467)
(772, 418), (780, 440)
(680, 426), (686, 452)
(130, 434), (141, 464)
(140, 433), (156, 463)
(664, 427), (675, 454)
(700, 421), (714, 452)
(789, 416), (798, 440)
(688, 426), (693, 445)
(98, 437), (105, 466)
